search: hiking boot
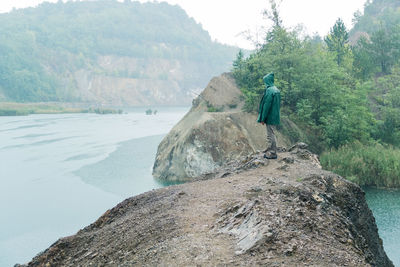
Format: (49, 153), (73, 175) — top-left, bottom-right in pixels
(262, 147), (273, 153)
(264, 152), (277, 159)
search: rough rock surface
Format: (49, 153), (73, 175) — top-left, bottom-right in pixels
(19, 145), (393, 267)
(152, 73), (298, 182)
(72, 56), (199, 106)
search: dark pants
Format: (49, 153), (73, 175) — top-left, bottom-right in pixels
(266, 125), (277, 155)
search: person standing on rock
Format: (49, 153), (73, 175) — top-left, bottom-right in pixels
(257, 72), (281, 159)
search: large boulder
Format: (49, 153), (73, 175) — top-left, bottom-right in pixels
(152, 73), (297, 181)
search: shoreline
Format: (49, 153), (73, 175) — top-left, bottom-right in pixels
(0, 102), (123, 116)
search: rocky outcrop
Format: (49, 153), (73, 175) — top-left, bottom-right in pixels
(19, 145), (393, 266)
(152, 73), (300, 181)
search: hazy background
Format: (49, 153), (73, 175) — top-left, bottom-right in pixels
(0, 0), (366, 49)
(1, 0), (400, 266)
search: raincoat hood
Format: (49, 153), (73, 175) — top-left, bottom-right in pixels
(263, 72), (274, 88)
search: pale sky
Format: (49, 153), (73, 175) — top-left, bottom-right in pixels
(0, 0), (367, 49)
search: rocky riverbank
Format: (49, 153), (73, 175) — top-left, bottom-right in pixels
(18, 144), (392, 266)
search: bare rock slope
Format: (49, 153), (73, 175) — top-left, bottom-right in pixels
(152, 73), (299, 182)
(20, 145), (392, 266)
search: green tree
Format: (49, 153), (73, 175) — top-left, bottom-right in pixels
(370, 27), (400, 74)
(371, 68), (400, 146)
(352, 35), (377, 79)
(233, 3), (375, 150)
(353, 26), (400, 75)
(263, 0), (283, 29)
(232, 50), (244, 70)
(324, 18), (349, 66)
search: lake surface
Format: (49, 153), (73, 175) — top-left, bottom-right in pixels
(1, 108), (399, 267)
(0, 107), (188, 267)
(364, 187), (400, 267)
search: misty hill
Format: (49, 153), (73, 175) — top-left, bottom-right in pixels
(350, 0), (400, 39)
(0, 0), (239, 105)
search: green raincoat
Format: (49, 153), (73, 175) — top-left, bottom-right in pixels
(257, 72), (281, 125)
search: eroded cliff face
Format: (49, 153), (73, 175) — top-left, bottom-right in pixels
(19, 145), (393, 266)
(71, 56), (197, 106)
(47, 54), (220, 106)
(152, 73), (298, 181)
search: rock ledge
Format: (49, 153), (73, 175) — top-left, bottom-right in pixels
(19, 144), (393, 267)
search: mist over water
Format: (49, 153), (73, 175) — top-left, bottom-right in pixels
(0, 107), (188, 266)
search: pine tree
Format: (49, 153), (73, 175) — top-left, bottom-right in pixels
(324, 18), (349, 66)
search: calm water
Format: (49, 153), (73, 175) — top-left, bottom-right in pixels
(1, 109), (399, 267)
(0, 107), (188, 267)
(364, 187), (400, 266)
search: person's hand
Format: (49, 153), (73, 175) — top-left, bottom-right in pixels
(261, 122), (265, 125)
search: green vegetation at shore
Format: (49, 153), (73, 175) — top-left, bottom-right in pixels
(321, 142), (400, 188)
(0, 103), (122, 116)
(233, 0), (400, 188)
